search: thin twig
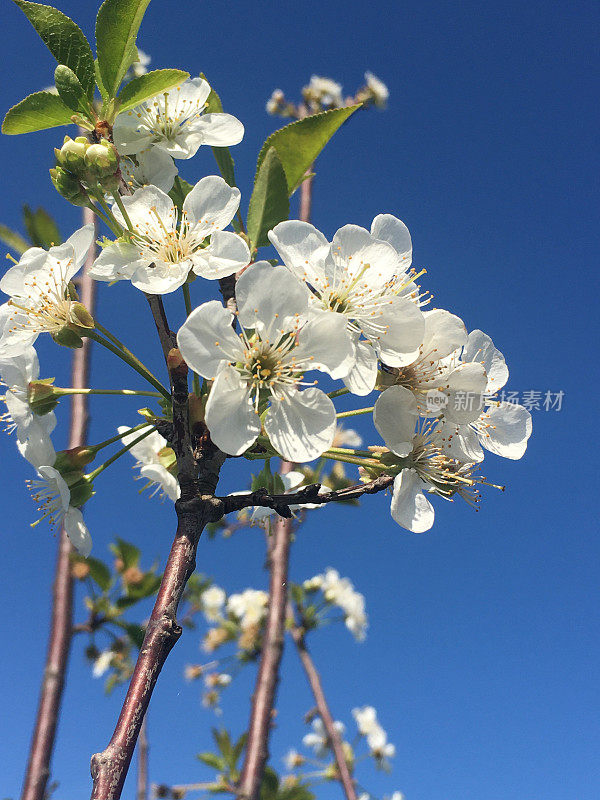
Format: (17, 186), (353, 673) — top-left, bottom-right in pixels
(21, 207), (98, 800)
(237, 464), (294, 800)
(218, 474), (394, 518)
(136, 716), (149, 800)
(289, 613), (357, 800)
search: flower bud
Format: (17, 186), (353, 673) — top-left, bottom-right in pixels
(50, 167), (88, 206)
(54, 446), (96, 471)
(28, 380), (59, 415)
(68, 475), (95, 507)
(72, 560), (91, 580)
(84, 141), (118, 177)
(122, 565), (144, 586)
(52, 326), (84, 349)
(57, 136), (89, 176)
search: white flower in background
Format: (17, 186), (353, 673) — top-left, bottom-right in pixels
(283, 749), (305, 770)
(120, 149), (178, 194)
(266, 88), (285, 115)
(0, 345), (57, 465)
(302, 717), (345, 757)
(226, 588), (269, 629)
(387, 793), (404, 800)
(27, 465), (92, 556)
(352, 705), (395, 767)
(92, 650), (113, 678)
(303, 75), (343, 108)
(242, 470), (324, 527)
(200, 585), (226, 622)
(124, 48), (151, 81)
(113, 77), (244, 160)
(90, 178), (250, 294)
(314, 568), (368, 641)
(364, 71), (389, 107)
(177, 262), (352, 462)
(438, 330), (532, 462)
(302, 574), (324, 592)
(117, 425), (179, 501)
(0, 225), (95, 356)
(203, 672), (231, 688)
(269, 218), (424, 396)
(388, 421), (493, 533)
(331, 424), (362, 449)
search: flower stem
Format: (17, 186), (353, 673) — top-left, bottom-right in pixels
(321, 450), (384, 469)
(327, 387), (350, 399)
(91, 423), (153, 453)
(87, 428), (155, 480)
(85, 202), (120, 237)
(336, 406), (374, 419)
(326, 446), (378, 458)
(86, 329), (170, 400)
(111, 192), (134, 232)
(182, 283), (201, 396)
(56, 388), (162, 399)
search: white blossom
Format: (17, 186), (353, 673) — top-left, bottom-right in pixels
(269, 218), (424, 396)
(0, 345), (57, 465)
(226, 588), (269, 629)
(332, 424), (362, 449)
(120, 148), (178, 194)
(27, 465), (92, 556)
(303, 76), (343, 109)
(302, 717), (345, 757)
(90, 178), (250, 294)
(437, 330), (532, 462)
(352, 705), (395, 767)
(177, 262), (352, 462)
(92, 650), (113, 678)
(200, 585), (226, 622)
(242, 470), (324, 527)
(124, 48), (151, 81)
(283, 748), (305, 770)
(365, 71), (389, 107)
(315, 568), (368, 641)
(113, 77), (244, 160)
(0, 225), (95, 356)
(118, 425), (179, 501)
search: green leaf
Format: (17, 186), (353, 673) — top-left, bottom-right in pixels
(22, 206), (62, 248)
(12, 1), (95, 97)
(95, 59), (109, 101)
(116, 68), (190, 113)
(85, 557), (112, 592)
(197, 752), (225, 770)
(54, 65), (92, 116)
(110, 537), (140, 569)
(115, 621), (146, 649)
(259, 767), (280, 800)
(125, 572), (161, 600)
(213, 728), (233, 761)
(232, 733), (247, 765)
(256, 104), (361, 195)
(2, 91), (74, 135)
(168, 176), (194, 211)
(95, 0), (152, 99)
(204, 80), (237, 189)
(0, 225), (29, 255)
(247, 147), (289, 249)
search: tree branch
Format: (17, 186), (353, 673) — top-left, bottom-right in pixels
(237, 463), (294, 800)
(136, 715), (149, 800)
(21, 207), (98, 800)
(218, 474), (394, 518)
(90, 297), (224, 800)
(289, 617), (357, 800)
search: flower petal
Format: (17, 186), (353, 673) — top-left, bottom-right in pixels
(177, 300), (241, 378)
(421, 309), (467, 361)
(364, 295), (424, 368)
(64, 506), (92, 557)
(114, 185), (176, 233)
(130, 260), (190, 294)
(186, 112), (245, 146)
(373, 385), (418, 457)
(343, 337), (378, 396)
(191, 230), (250, 279)
(331, 224), (403, 285)
(236, 261), (309, 337)
(475, 402), (532, 459)
(370, 214), (412, 267)
(183, 176), (241, 236)
(442, 362), (488, 425)
(265, 387), (336, 463)
(205, 365), (261, 456)
(462, 329), (509, 394)
(140, 464), (180, 500)
(390, 469), (434, 532)
(295, 310), (354, 379)
(268, 220), (331, 287)
(89, 241), (146, 282)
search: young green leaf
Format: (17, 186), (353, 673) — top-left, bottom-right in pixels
(204, 80), (237, 188)
(95, 0), (152, 99)
(197, 752), (225, 770)
(54, 65), (93, 116)
(115, 68), (190, 113)
(110, 537), (141, 569)
(22, 205), (62, 248)
(0, 224), (29, 255)
(85, 556), (112, 592)
(247, 147), (289, 249)
(2, 91), (74, 134)
(12, 1), (95, 97)
(256, 104), (361, 195)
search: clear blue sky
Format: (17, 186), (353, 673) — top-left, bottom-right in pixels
(0, 0), (598, 798)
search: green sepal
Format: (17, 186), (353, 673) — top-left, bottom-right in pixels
(256, 104), (361, 195)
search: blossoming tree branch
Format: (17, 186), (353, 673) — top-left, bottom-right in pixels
(1, 1), (532, 798)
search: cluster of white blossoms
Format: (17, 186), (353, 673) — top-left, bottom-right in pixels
(302, 716), (346, 758)
(303, 568), (368, 641)
(226, 588), (269, 630)
(352, 705), (395, 768)
(0, 227), (97, 556)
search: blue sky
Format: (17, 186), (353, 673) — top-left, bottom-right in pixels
(0, 0), (598, 798)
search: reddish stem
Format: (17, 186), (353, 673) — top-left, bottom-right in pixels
(21, 207), (97, 800)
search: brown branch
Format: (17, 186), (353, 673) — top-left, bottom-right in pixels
(289, 616), (357, 800)
(136, 716), (149, 800)
(219, 474), (394, 518)
(90, 298), (224, 800)
(237, 463), (294, 800)
(21, 207), (98, 800)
